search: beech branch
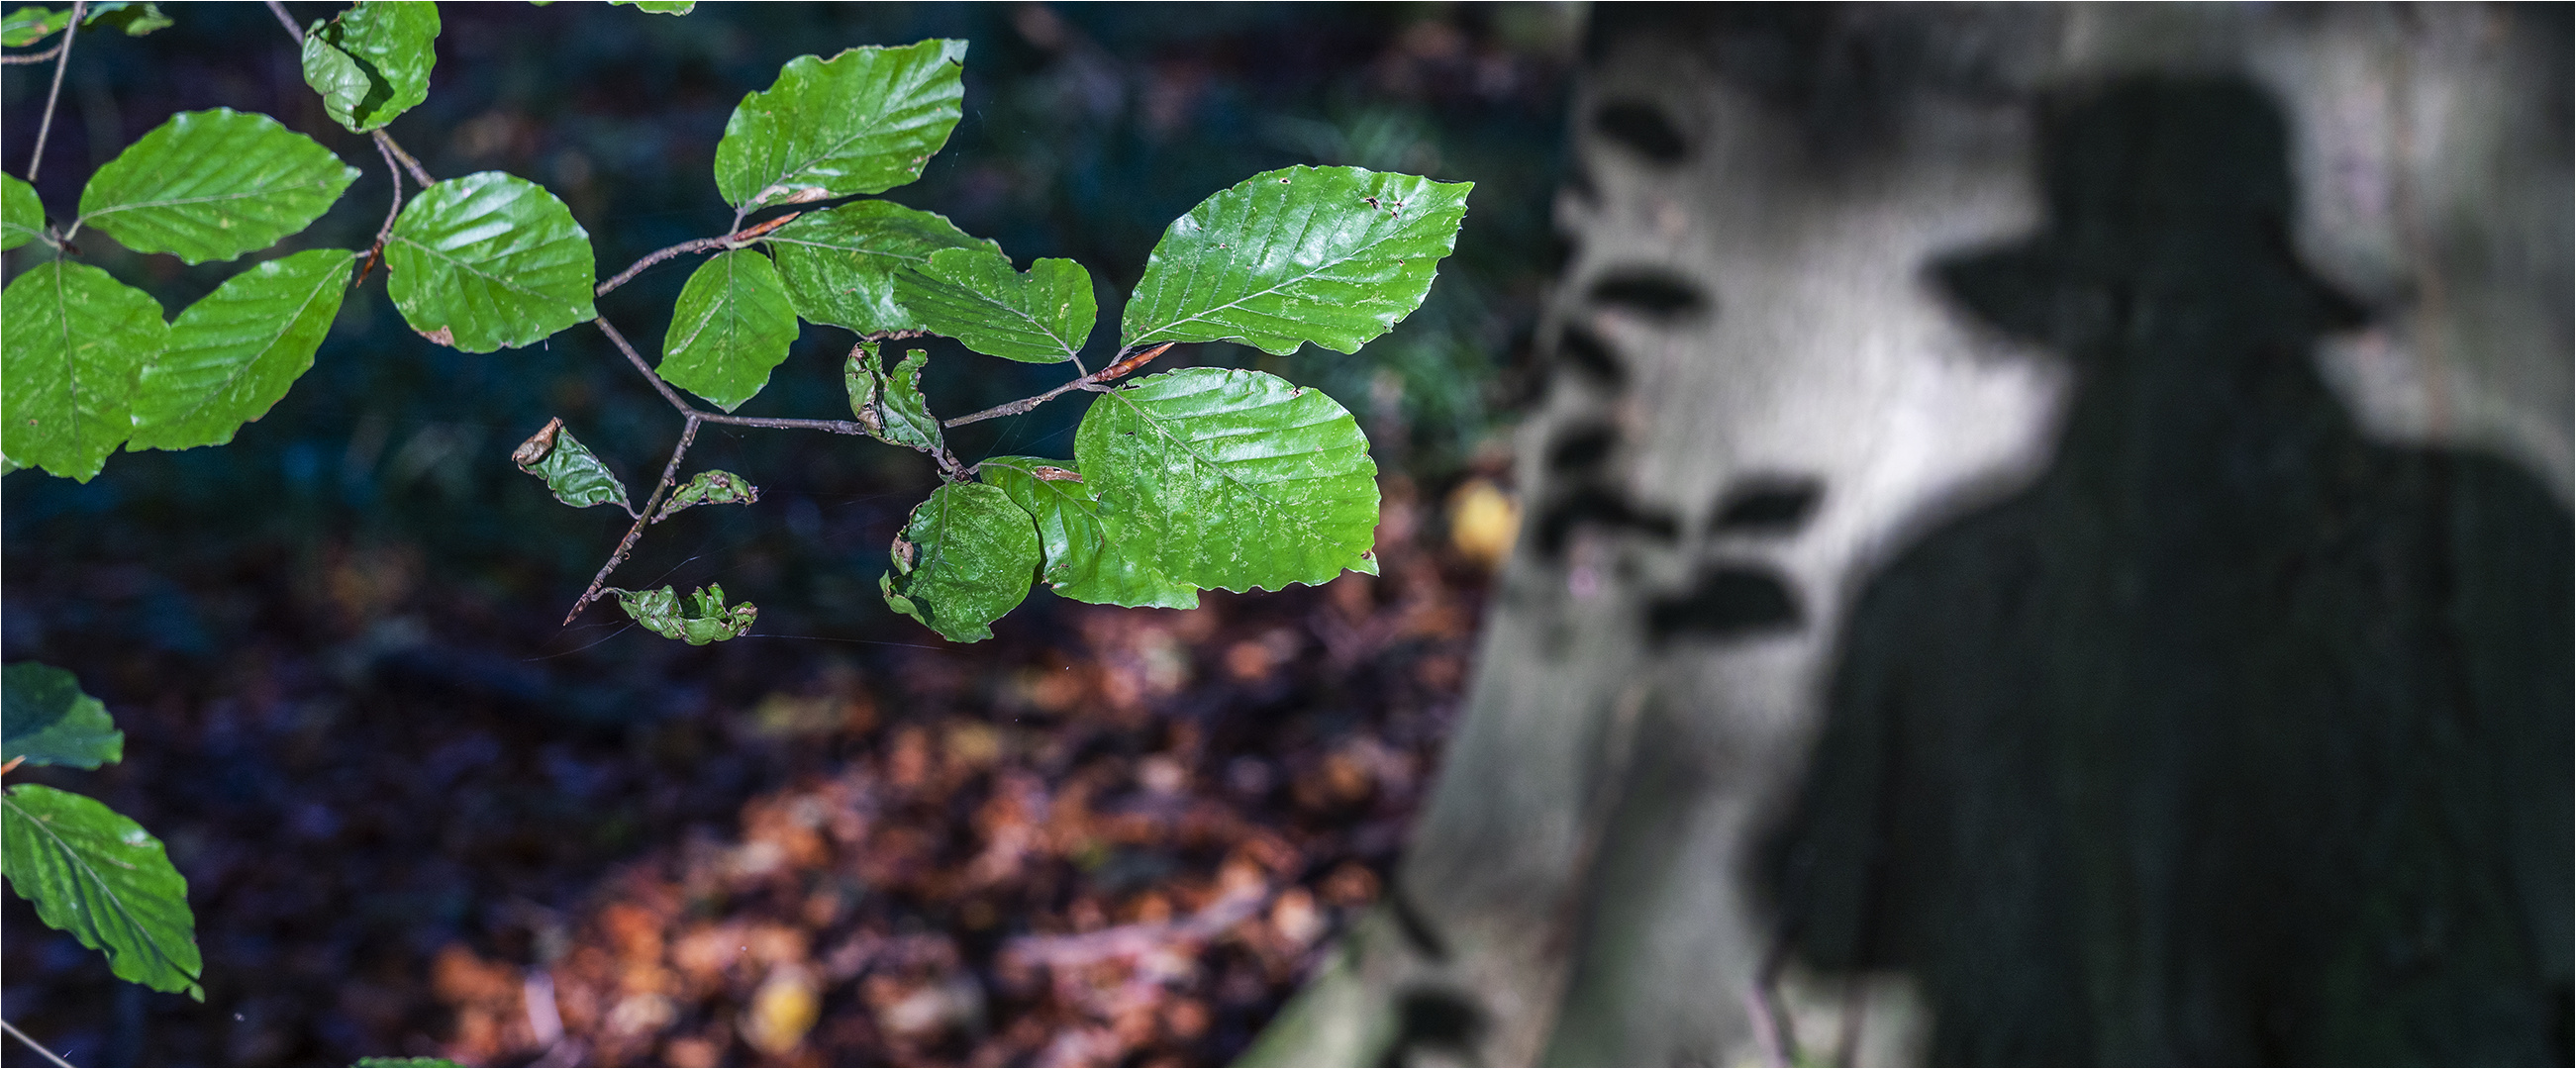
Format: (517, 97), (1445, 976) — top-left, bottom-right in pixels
(564, 413), (700, 625)
(942, 341), (1174, 428)
(594, 212), (800, 298)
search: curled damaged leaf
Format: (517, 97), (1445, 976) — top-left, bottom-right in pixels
(655, 469), (760, 521)
(880, 482), (1040, 643)
(512, 418), (634, 513)
(842, 341), (942, 453)
(611, 584), (757, 645)
(417, 327), (455, 347)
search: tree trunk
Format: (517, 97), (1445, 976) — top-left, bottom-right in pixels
(1245, 5), (2570, 1066)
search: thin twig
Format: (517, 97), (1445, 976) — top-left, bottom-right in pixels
(24, 0), (82, 183)
(353, 135), (406, 289)
(595, 316), (697, 415)
(941, 341), (1175, 428)
(373, 130), (434, 187)
(0, 40), (67, 65)
(698, 412), (871, 435)
(594, 213), (799, 298)
(0, 1020), (73, 1069)
(564, 414), (699, 625)
(260, 0), (304, 43)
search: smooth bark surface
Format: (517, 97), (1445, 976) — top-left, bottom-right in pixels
(1248, 5), (2572, 1065)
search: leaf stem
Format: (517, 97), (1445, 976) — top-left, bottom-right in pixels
(565, 413), (699, 626)
(941, 341), (1175, 428)
(23, 0), (82, 183)
(0, 1020), (73, 1069)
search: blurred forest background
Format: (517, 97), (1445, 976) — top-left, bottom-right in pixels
(0, 3), (1578, 1065)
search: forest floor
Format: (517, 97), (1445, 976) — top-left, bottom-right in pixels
(2, 472), (1508, 1068)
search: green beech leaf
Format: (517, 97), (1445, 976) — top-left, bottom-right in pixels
(767, 200), (999, 335)
(608, 0), (692, 11)
(881, 481), (1040, 643)
(510, 417), (631, 513)
(842, 341), (942, 452)
(299, 1), (439, 134)
(74, 109), (357, 265)
(611, 584), (756, 645)
(129, 248), (351, 451)
(713, 40), (968, 210)
(1122, 165), (1472, 354)
(2, 172), (43, 251)
(0, 260), (167, 482)
(386, 171), (598, 352)
(655, 469), (758, 521)
(1075, 367), (1378, 592)
(2, 785), (202, 999)
(657, 247), (798, 412)
(895, 249), (1096, 364)
(2, 6), (70, 46)
(981, 456), (1196, 609)
(82, 1), (169, 36)
(2, 663), (123, 769)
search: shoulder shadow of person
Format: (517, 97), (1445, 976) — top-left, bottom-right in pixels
(1762, 74), (2571, 1066)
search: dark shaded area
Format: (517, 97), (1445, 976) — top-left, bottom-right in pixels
(1533, 485), (1679, 559)
(1543, 422), (1617, 475)
(1590, 99), (1688, 163)
(1550, 322), (1626, 387)
(1765, 77), (2573, 1064)
(1645, 566), (1803, 645)
(1711, 476), (1824, 534)
(1378, 987), (1486, 1066)
(0, 4), (1573, 1065)
(1586, 269), (1710, 321)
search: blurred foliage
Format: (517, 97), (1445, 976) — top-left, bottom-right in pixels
(0, 3), (1569, 1064)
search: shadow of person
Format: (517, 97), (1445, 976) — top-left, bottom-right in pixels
(1762, 76), (2572, 1065)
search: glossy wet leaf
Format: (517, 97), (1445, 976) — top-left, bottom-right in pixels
(0, 259), (167, 481)
(655, 469), (759, 521)
(510, 418), (631, 513)
(767, 200), (998, 335)
(81, 1), (168, 36)
(843, 342), (941, 452)
(129, 248), (351, 451)
(981, 456), (1196, 609)
(2, 172), (43, 251)
(608, 0), (692, 11)
(1122, 165), (1471, 354)
(1076, 367), (1378, 592)
(714, 40), (967, 210)
(386, 171), (597, 352)
(612, 584), (756, 645)
(1, 7), (69, 46)
(881, 481), (1040, 643)
(657, 248), (798, 412)
(2, 785), (202, 999)
(75, 109), (357, 265)
(895, 249), (1096, 364)
(300, 0), (439, 134)
(1, 662), (123, 769)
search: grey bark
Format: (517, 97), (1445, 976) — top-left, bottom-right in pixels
(1244, 5), (2570, 1067)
